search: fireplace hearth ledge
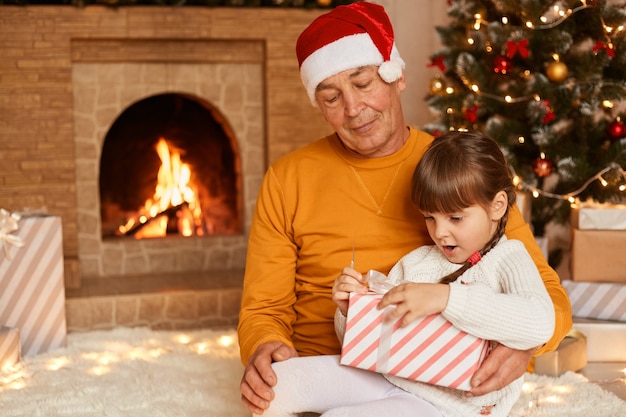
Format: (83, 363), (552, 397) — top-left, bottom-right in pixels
(65, 269), (243, 333)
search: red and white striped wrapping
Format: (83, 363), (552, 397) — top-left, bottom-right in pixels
(340, 292), (490, 391)
(0, 215), (67, 356)
(562, 280), (626, 322)
(0, 326), (21, 370)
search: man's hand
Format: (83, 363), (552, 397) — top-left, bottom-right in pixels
(467, 344), (537, 397)
(240, 341), (298, 414)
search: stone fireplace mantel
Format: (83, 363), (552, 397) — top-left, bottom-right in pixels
(0, 5), (332, 289)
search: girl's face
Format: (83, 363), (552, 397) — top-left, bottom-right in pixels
(422, 191), (508, 264)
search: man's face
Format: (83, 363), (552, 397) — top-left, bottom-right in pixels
(314, 66), (407, 158)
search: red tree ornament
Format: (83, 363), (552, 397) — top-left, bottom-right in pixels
(427, 54), (446, 72)
(541, 100), (555, 124)
(506, 39), (530, 59)
(533, 156), (554, 177)
(465, 104), (479, 124)
(493, 56), (512, 74)
(607, 118), (626, 141)
(431, 128), (444, 138)
(593, 41), (615, 58)
(543, 111), (556, 124)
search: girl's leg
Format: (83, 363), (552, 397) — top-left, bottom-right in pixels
(321, 393), (443, 417)
(256, 355), (403, 417)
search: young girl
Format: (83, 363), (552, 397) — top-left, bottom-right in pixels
(257, 130), (556, 417)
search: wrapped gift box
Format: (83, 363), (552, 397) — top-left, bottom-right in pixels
(0, 213), (67, 356)
(0, 326), (21, 370)
(573, 319), (626, 362)
(340, 292), (490, 391)
(570, 228), (626, 282)
(562, 280), (626, 322)
(534, 329), (587, 377)
(571, 203), (626, 230)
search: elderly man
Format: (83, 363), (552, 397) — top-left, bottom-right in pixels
(238, 2), (572, 415)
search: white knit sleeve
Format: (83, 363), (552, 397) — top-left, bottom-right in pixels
(334, 307), (347, 344)
(442, 239), (555, 349)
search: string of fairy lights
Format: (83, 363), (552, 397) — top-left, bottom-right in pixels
(512, 163), (626, 205)
(432, 0), (626, 205)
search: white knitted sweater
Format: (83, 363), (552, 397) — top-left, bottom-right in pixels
(335, 237), (555, 417)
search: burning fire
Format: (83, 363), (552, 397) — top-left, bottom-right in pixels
(118, 137), (204, 238)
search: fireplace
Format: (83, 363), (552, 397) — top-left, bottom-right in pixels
(1, 6), (333, 292)
(72, 56), (264, 279)
(99, 93), (241, 239)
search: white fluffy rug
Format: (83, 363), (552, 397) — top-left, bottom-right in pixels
(1, 327), (625, 417)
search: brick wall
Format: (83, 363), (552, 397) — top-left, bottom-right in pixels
(0, 5), (331, 287)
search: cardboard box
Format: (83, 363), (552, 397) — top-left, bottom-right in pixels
(562, 280), (626, 322)
(0, 326), (21, 370)
(570, 228), (626, 282)
(573, 319), (626, 362)
(340, 293), (490, 391)
(571, 203), (626, 230)
(534, 330), (587, 376)
(0, 214), (67, 356)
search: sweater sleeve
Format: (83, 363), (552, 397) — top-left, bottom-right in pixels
(443, 240), (556, 350)
(504, 205), (572, 355)
(334, 308), (347, 344)
(237, 166), (298, 365)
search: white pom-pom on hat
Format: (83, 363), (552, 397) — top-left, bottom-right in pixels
(378, 60), (403, 83)
(296, 2), (405, 106)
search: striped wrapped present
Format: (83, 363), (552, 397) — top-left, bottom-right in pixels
(0, 212), (67, 356)
(0, 326), (21, 370)
(562, 280), (626, 322)
(340, 292), (491, 391)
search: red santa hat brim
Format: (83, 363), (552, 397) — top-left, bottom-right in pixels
(296, 2), (405, 106)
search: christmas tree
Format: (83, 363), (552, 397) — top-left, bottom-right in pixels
(423, 0), (626, 235)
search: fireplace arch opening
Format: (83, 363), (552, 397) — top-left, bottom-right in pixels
(99, 93), (242, 239)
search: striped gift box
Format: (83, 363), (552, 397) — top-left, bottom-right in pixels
(0, 326), (21, 370)
(0, 215), (67, 356)
(562, 280), (626, 322)
(340, 293), (490, 391)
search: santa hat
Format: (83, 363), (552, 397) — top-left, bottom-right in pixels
(296, 2), (405, 106)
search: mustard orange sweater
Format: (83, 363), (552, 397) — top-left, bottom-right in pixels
(238, 127), (572, 365)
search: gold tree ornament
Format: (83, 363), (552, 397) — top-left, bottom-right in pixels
(428, 75), (446, 95)
(546, 61), (569, 83)
(316, 0), (332, 6)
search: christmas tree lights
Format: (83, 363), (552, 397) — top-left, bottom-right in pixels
(424, 0), (626, 233)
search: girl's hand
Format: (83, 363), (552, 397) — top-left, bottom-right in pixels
(332, 266), (369, 316)
(377, 283), (450, 327)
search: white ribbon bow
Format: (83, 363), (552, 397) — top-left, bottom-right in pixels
(366, 269), (411, 295)
(0, 208), (25, 259)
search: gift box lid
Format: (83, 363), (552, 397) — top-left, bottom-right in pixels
(571, 202), (626, 230)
